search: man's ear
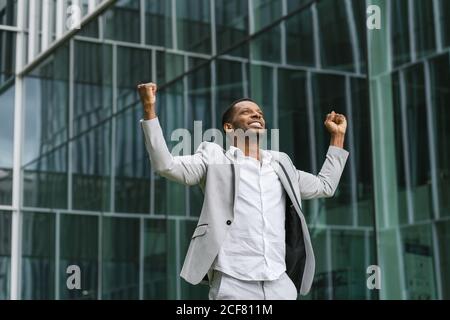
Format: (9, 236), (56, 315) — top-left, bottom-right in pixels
(223, 123), (233, 132)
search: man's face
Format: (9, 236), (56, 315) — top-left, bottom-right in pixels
(225, 101), (266, 134)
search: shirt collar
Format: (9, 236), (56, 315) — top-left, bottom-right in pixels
(227, 146), (272, 164)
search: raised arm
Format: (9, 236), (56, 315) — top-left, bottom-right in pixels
(138, 83), (207, 186)
(297, 111), (349, 200)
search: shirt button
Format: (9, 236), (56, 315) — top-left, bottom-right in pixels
(226, 220), (232, 226)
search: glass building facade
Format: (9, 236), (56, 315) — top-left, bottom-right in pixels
(0, 0), (449, 300)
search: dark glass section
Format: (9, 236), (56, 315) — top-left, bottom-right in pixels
(102, 216), (140, 299)
(0, 85), (14, 205)
(143, 219), (167, 299)
(21, 212), (55, 300)
(104, 0), (140, 43)
(176, 0), (211, 54)
(145, 0), (172, 47)
(0, 0), (17, 26)
(0, 211), (11, 300)
(59, 214), (98, 300)
(0, 30), (15, 86)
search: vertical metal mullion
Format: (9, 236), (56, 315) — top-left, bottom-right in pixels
(432, 0), (443, 52)
(183, 55), (190, 217)
(97, 214), (103, 299)
(326, 228), (333, 300)
(175, 219), (181, 299)
(110, 44), (117, 213)
(68, 39), (74, 210)
(41, 0), (50, 52)
(306, 71), (319, 225)
(345, 76), (359, 227)
(344, 0), (361, 75)
(280, 0), (287, 65)
(10, 0), (26, 300)
(408, 0), (417, 62)
(211, 60), (217, 129)
(311, 2), (321, 69)
(140, 0), (145, 45)
(150, 49), (156, 215)
(272, 67), (278, 129)
(171, 0), (177, 50)
(139, 217), (144, 300)
(56, 0), (64, 39)
(55, 211), (61, 300)
(210, 0), (216, 56)
(399, 70), (414, 224)
(424, 61), (440, 220)
(27, 0), (36, 62)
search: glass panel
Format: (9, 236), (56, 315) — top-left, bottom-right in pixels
(0, 211), (11, 300)
(0, 85), (14, 205)
(391, 0), (411, 67)
(215, 59), (245, 129)
(252, 0), (282, 32)
(429, 54), (450, 218)
(73, 41), (112, 135)
(215, 0), (249, 57)
(59, 214), (98, 300)
(0, 0), (17, 26)
(285, 6), (314, 67)
(23, 145), (68, 209)
(156, 51), (184, 85)
(115, 104), (151, 214)
(145, 0), (172, 47)
(413, 0), (436, 59)
(436, 221), (450, 298)
(0, 30), (15, 86)
(154, 80), (185, 216)
(311, 73), (353, 226)
(440, 0), (450, 49)
(102, 216), (140, 299)
(143, 218), (166, 299)
(72, 123), (111, 212)
(21, 212), (55, 300)
(117, 46), (152, 112)
(175, 0), (211, 54)
(250, 25), (281, 63)
(287, 0), (312, 13)
(103, 0), (140, 43)
(316, 0), (355, 72)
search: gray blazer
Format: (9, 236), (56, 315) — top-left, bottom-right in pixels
(141, 118), (349, 296)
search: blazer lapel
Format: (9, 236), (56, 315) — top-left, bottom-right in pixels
(224, 149), (240, 218)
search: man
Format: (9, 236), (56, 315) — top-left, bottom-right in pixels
(138, 82), (349, 300)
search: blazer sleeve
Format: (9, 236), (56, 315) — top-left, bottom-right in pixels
(296, 146), (349, 199)
(140, 118), (207, 186)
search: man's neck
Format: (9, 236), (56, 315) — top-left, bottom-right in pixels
(234, 142), (260, 161)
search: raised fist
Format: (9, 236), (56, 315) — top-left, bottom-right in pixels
(324, 111), (347, 135)
(137, 82), (157, 107)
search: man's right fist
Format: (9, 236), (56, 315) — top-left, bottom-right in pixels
(137, 82), (158, 120)
(137, 82), (157, 107)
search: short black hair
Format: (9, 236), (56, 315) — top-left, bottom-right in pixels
(221, 98), (257, 130)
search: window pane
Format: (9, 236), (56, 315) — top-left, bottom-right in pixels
(0, 30), (15, 86)
(0, 211), (11, 300)
(21, 212), (55, 300)
(59, 214), (98, 300)
(0, 0), (17, 26)
(0, 85), (14, 205)
(117, 46), (152, 113)
(72, 123), (111, 212)
(102, 216), (140, 299)
(144, 219), (166, 299)
(145, 0), (172, 47)
(252, 0), (282, 32)
(286, 6), (314, 67)
(74, 41), (112, 135)
(176, 0), (211, 54)
(115, 105), (151, 214)
(104, 0), (140, 43)
(215, 0), (249, 57)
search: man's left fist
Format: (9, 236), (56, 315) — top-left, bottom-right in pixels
(324, 111), (347, 135)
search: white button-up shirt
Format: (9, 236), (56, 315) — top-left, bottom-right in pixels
(213, 146), (287, 281)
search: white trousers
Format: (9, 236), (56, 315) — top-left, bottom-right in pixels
(208, 270), (298, 300)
